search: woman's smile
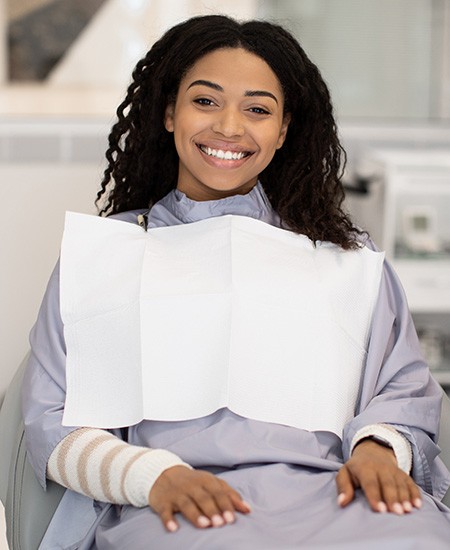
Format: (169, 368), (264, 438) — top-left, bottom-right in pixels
(195, 142), (254, 170)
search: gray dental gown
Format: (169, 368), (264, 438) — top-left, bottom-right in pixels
(22, 183), (450, 549)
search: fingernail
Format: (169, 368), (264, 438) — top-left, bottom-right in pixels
(377, 502), (387, 513)
(197, 515), (211, 528)
(403, 501), (413, 513)
(242, 500), (252, 512)
(166, 520), (178, 532)
(223, 511), (235, 524)
(414, 498), (422, 509)
(211, 514), (224, 527)
(392, 502), (404, 515)
(337, 493), (346, 506)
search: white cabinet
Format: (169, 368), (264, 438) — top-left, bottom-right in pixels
(356, 149), (450, 385)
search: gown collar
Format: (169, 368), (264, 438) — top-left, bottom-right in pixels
(148, 181), (280, 226)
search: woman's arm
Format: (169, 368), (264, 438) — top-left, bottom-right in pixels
(46, 426), (249, 531)
(337, 252), (450, 513)
(46, 427), (190, 507)
(22, 261), (249, 532)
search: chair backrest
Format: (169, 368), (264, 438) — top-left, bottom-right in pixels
(0, 356), (65, 550)
(0, 357), (449, 549)
(438, 389), (450, 507)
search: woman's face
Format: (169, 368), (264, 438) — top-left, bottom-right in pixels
(164, 47), (290, 201)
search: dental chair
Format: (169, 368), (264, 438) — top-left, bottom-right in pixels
(1, 356), (450, 550)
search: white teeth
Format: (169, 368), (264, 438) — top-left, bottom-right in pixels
(200, 145), (247, 160)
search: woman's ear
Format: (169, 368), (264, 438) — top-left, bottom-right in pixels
(164, 104), (175, 132)
(276, 113), (291, 149)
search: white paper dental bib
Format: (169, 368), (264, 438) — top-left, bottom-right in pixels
(60, 212), (384, 435)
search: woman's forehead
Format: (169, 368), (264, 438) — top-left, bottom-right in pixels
(179, 48), (283, 98)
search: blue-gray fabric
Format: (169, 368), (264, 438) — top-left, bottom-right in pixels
(22, 183), (450, 549)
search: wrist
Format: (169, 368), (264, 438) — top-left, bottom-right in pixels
(350, 424), (412, 474)
(127, 449), (192, 507)
(352, 437), (396, 463)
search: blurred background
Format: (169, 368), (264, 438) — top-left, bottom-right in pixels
(0, 0), (449, 546)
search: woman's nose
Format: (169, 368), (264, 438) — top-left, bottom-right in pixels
(212, 108), (245, 137)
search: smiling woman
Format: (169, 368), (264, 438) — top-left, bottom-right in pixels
(163, 48), (290, 201)
(21, 13), (450, 550)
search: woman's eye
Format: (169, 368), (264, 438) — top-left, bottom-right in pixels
(249, 107), (270, 115)
(194, 98), (215, 106)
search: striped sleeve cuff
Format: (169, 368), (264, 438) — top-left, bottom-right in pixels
(47, 427), (192, 507)
(350, 423), (413, 474)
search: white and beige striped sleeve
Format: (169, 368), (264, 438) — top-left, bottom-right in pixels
(47, 427), (192, 507)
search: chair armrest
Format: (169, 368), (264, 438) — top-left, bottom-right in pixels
(0, 355), (28, 505)
(0, 355), (65, 549)
(438, 390), (450, 507)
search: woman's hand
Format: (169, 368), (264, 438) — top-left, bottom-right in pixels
(336, 439), (422, 514)
(148, 465), (251, 532)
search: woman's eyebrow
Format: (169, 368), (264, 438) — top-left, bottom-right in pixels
(187, 79), (279, 103)
(244, 90), (278, 104)
(187, 79), (223, 92)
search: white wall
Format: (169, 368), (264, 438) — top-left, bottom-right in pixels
(0, 162), (102, 402)
(0, 503), (6, 550)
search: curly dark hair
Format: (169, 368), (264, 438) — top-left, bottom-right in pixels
(96, 14), (360, 249)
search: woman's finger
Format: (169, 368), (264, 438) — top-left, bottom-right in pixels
(356, 470), (387, 513)
(406, 475), (422, 509)
(158, 504), (180, 532)
(394, 476), (413, 513)
(207, 489), (237, 523)
(335, 465), (356, 507)
(382, 471), (422, 513)
(228, 490), (252, 514)
(174, 493), (215, 528)
(213, 486), (250, 523)
(190, 485), (229, 526)
(376, 470), (403, 514)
